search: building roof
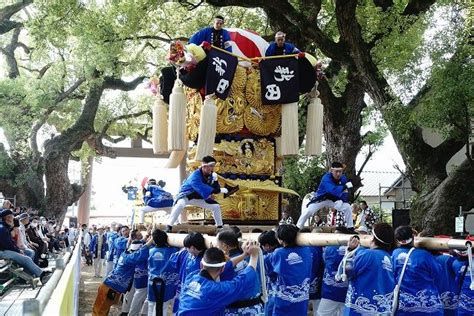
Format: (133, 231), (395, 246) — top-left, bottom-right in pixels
(357, 171), (401, 197)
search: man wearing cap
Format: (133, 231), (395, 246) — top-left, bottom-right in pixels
(297, 162), (354, 229)
(189, 15), (232, 52)
(265, 31), (301, 56)
(0, 209), (47, 281)
(90, 225), (108, 278)
(166, 156), (228, 232)
(16, 213), (37, 261)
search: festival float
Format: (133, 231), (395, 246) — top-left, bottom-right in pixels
(149, 28), (324, 225)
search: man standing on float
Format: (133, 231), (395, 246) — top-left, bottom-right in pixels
(166, 156), (228, 232)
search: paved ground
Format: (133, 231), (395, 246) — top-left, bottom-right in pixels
(78, 262), (121, 316)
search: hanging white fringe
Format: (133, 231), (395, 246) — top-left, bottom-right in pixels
(164, 150), (186, 168)
(152, 97), (168, 154)
(305, 96), (324, 156)
(280, 102), (299, 156)
(195, 96), (217, 160)
(168, 80), (187, 151)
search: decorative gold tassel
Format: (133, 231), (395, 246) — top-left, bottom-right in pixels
(168, 80), (187, 151)
(280, 102), (299, 156)
(305, 96), (324, 156)
(152, 97), (168, 154)
(195, 96), (217, 160)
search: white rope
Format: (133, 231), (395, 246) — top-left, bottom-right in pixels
(335, 246), (358, 282)
(258, 248), (268, 304)
(467, 243), (474, 290)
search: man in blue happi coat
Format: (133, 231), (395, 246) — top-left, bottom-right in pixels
(166, 156), (228, 232)
(297, 161), (354, 229)
(139, 178), (174, 223)
(265, 31), (300, 56)
(189, 15), (232, 52)
(177, 242), (260, 315)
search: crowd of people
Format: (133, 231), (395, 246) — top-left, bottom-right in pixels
(86, 222), (473, 316)
(0, 200), (76, 286)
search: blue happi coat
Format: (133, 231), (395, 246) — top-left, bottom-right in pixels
(309, 246), (324, 301)
(265, 42), (300, 56)
(312, 172), (349, 203)
(344, 247), (394, 315)
(112, 236), (128, 267)
(392, 247), (443, 315)
(264, 252), (278, 316)
(321, 246), (348, 302)
(434, 254), (461, 316)
(454, 258), (474, 316)
(264, 246), (312, 315)
(148, 246), (180, 303)
(103, 246), (150, 293)
(175, 168), (220, 203)
(106, 231), (119, 262)
(188, 27), (232, 52)
(90, 233), (108, 259)
(144, 184), (174, 208)
(177, 266), (258, 316)
(221, 249), (262, 316)
(170, 248), (204, 313)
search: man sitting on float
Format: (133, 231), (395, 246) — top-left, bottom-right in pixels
(139, 179), (174, 224)
(188, 15), (232, 52)
(265, 31), (300, 56)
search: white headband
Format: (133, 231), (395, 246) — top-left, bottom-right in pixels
(372, 230), (391, 245)
(397, 238), (413, 245)
(202, 162), (216, 166)
(202, 260), (226, 268)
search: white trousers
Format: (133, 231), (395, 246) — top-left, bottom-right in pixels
(310, 299), (321, 316)
(167, 197), (223, 226)
(122, 285), (136, 313)
(148, 299), (171, 316)
(129, 287), (148, 316)
(317, 298), (345, 316)
(104, 260), (114, 279)
(93, 257), (104, 277)
(297, 199), (354, 228)
(139, 206), (172, 223)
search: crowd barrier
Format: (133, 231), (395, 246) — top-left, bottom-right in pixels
(23, 232), (82, 316)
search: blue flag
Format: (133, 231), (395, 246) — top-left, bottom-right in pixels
(205, 48), (238, 100)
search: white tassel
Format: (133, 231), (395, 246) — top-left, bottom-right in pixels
(152, 97), (168, 154)
(275, 137), (282, 157)
(195, 96), (217, 160)
(280, 102), (299, 156)
(305, 96), (324, 156)
(164, 150), (186, 168)
(168, 80), (187, 151)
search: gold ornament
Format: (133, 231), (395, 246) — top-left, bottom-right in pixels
(243, 103), (281, 136)
(185, 87), (201, 142)
(216, 94), (245, 134)
(230, 65), (247, 95)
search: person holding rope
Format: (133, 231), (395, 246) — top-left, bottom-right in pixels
(139, 179), (174, 224)
(391, 226), (443, 315)
(265, 31), (300, 56)
(166, 156), (228, 233)
(188, 15), (232, 52)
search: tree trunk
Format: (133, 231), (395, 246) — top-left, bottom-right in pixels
(410, 159), (474, 234)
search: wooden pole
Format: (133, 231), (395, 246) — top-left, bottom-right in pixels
(165, 232), (471, 251)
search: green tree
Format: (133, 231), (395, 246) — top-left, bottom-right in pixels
(206, 0), (472, 233)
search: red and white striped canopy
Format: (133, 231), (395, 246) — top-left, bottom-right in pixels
(227, 28), (269, 59)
